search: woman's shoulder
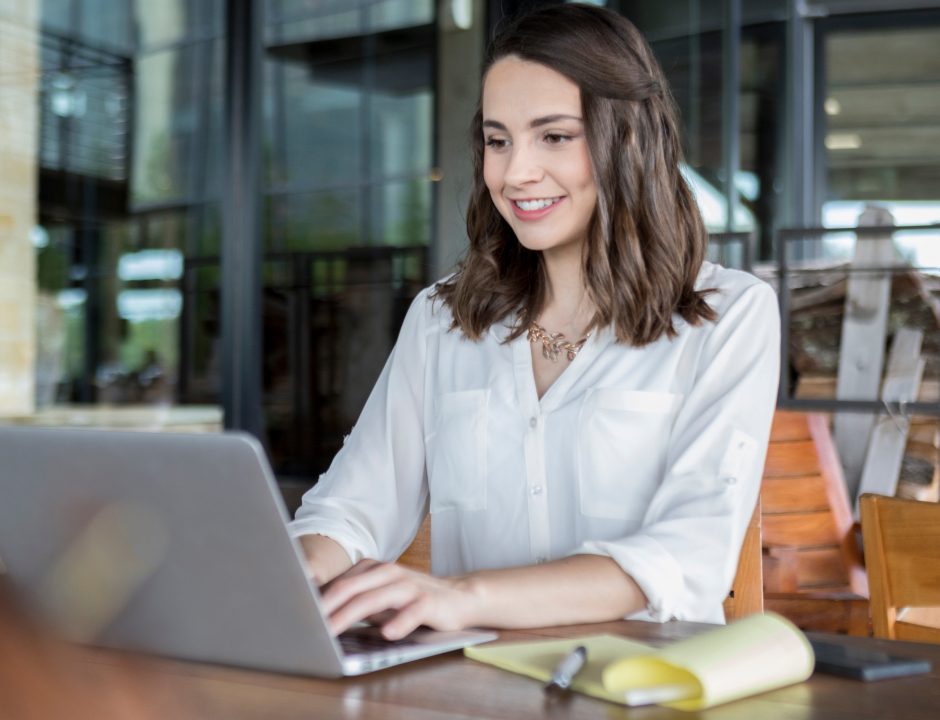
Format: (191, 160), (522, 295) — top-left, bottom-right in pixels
(696, 261), (776, 317)
(407, 276), (458, 333)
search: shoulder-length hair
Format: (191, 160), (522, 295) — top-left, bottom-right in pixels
(433, 4), (716, 347)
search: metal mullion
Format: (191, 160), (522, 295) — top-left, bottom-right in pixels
(777, 224), (791, 406)
(265, 170), (433, 197)
(779, 398), (940, 416)
(722, 0), (741, 234)
(270, 0), (290, 253)
(359, 8), (376, 246)
(221, 0), (264, 436)
(779, 223), (940, 238)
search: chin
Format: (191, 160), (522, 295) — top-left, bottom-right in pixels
(514, 229), (582, 254)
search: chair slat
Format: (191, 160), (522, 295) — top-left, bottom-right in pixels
(763, 441), (822, 478)
(762, 511), (839, 548)
(769, 411), (813, 442)
(796, 547), (850, 588)
(761, 476), (829, 514)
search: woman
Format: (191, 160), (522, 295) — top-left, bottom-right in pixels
(290, 4), (779, 639)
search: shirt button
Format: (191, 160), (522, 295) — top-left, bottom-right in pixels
(531, 485), (542, 495)
(536, 556), (546, 564)
(726, 477), (738, 486)
(529, 417), (538, 428)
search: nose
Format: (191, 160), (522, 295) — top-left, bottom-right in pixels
(503, 142), (544, 189)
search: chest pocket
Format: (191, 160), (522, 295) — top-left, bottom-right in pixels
(426, 390), (489, 513)
(578, 389), (683, 520)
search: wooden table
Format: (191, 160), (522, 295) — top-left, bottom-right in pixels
(80, 620), (940, 720)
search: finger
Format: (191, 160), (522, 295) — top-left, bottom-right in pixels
(321, 562), (404, 615)
(328, 581), (421, 636)
(319, 559), (380, 593)
(379, 600), (428, 641)
(362, 608), (398, 626)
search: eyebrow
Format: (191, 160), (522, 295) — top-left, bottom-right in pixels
(482, 114), (583, 131)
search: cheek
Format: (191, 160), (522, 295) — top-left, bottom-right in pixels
(572, 146), (595, 192)
(482, 153), (504, 197)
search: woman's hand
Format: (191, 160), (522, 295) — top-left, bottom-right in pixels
(320, 560), (481, 640)
(320, 554), (647, 639)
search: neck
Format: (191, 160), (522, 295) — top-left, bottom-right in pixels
(539, 240), (593, 334)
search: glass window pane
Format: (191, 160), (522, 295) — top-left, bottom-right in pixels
(823, 25), (940, 266)
(277, 188), (360, 251)
(372, 179), (431, 247)
(130, 34), (220, 209)
(370, 89), (432, 179)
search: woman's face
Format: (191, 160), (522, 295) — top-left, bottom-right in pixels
(482, 57), (597, 255)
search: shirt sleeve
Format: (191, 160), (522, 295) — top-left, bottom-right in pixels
(567, 279), (780, 622)
(286, 289), (431, 565)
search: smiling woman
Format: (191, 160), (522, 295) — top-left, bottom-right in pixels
(291, 4), (780, 642)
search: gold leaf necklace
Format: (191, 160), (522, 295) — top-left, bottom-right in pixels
(527, 321), (592, 363)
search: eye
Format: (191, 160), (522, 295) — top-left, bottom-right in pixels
(485, 137), (510, 149)
(544, 133), (573, 145)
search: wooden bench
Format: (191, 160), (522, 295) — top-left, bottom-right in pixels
(762, 411), (870, 636)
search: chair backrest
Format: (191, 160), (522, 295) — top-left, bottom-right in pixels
(396, 516), (431, 573)
(859, 493), (940, 643)
(761, 411), (867, 596)
(398, 502), (764, 622)
(723, 500), (764, 621)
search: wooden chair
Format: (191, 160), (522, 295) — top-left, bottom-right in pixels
(860, 493), (940, 643)
(722, 500), (764, 621)
(397, 501), (764, 622)
(760, 411), (870, 636)
(396, 516), (431, 573)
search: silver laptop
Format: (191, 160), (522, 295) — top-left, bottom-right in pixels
(0, 427), (495, 677)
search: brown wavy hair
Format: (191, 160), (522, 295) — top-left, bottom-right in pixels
(433, 4), (716, 346)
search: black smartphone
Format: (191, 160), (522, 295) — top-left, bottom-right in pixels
(810, 640), (933, 681)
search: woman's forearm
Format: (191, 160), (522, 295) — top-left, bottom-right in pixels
(455, 554), (648, 629)
(298, 534), (354, 585)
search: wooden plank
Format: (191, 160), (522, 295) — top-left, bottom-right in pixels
(760, 475), (829, 513)
(762, 511), (840, 548)
(834, 205), (896, 500)
(769, 411), (812, 442)
(762, 440), (821, 478)
(797, 547), (850, 589)
(860, 494), (895, 638)
(876, 505), (940, 609)
(763, 547), (798, 592)
(728, 501), (763, 620)
(856, 327), (925, 509)
(895, 620), (940, 644)
(765, 592), (870, 635)
(808, 413), (869, 597)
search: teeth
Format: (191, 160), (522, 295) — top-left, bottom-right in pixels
(514, 197), (560, 211)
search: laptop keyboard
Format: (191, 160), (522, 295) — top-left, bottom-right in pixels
(337, 627), (420, 656)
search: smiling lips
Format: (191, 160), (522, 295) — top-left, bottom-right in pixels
(510, 196), (564, 221)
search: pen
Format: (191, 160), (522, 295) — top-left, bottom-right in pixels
(544, 646), (587, 693)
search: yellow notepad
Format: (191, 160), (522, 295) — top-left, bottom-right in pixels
(465, 613), (815, 711)
(464, 634), (652, 704)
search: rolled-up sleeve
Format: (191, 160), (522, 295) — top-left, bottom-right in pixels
(568, 281), (780, 622)
(287, 289), (430, 565)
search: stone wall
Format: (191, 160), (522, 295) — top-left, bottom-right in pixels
(0, 1), (39, 415)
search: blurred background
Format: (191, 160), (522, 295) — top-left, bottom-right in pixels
(0, 0), (938, 508)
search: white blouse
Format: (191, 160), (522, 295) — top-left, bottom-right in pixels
(289, 262), (780, 624)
